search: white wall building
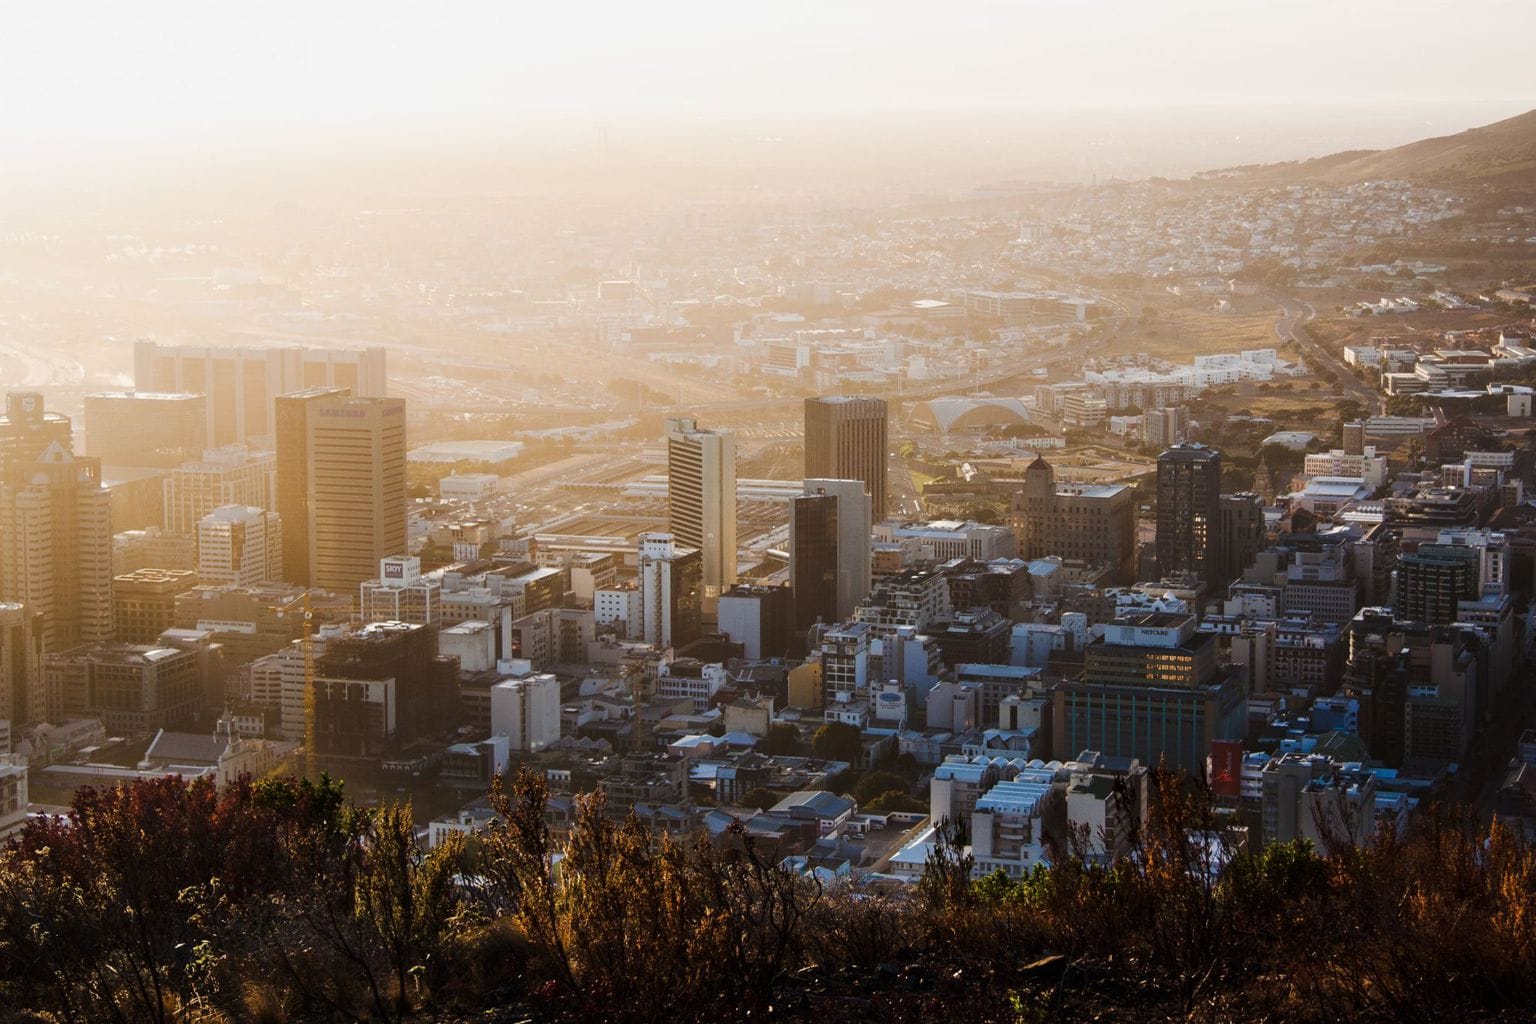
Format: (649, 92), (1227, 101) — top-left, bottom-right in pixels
(163, 445), (277, 536)
(638, 533), (701, 648)
(969, 770), (1057, 878)
(873, 519), (1017, 562)
(655, 658), (728, 711)
(197, 504), (282, 586)
(360, 556), (442, 626)
(0, 758), (29, 840)
(594, 584), (643, 638)
(438, 473), (500, 502)
(1303, 447), (1389, 489)
(666, 417), (737, 605)
(490, 673), (560, 752)
(439, 620), (497, 673)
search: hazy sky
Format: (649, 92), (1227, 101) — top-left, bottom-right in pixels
(2, 0), (1531, 153)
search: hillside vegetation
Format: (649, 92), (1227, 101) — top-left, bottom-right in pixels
(1, 770), (1534, 1023)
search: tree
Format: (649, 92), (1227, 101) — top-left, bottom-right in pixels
(353, 802), (466, 1022)
(758, 723), (805, 757)
(478, 769), (821, 1022)
(864, 790), (926, 815)
(916, 817), (973, 912)
(811, 722), (863, 765)
(852, 770), (911, 806)
(739, 788), (781, 811)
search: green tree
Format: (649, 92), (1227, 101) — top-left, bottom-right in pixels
(851, 770), (911, 806)
(758, 722), (805, 757)
(354, 802), (466, 1022)
(811, 722), (864, 765)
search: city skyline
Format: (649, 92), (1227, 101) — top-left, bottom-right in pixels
(1, 9), (1535, 1019)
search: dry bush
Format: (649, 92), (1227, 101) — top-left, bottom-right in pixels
(480, 767), (822, 1023)
(803, 886), (912, 968)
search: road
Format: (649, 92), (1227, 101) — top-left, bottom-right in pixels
(888, 447), (924, 518)
(676, 346), (1082, 422)
(1272, 294), (1385, 415)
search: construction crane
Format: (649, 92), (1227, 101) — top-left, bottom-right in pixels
(300, 592), (317, 783)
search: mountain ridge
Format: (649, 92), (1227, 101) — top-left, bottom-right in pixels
(1202, 106), (1536, 187)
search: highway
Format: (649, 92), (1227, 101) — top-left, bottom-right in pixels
(1272, 293), (1385, 415)
(677, 344), (1083, 422)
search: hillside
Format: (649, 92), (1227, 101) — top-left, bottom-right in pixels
(5, 770), (1536, 1024)
(1206, 107), (1536, 187)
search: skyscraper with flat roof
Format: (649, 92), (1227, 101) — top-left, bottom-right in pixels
(0, 603), (44, 728)
(275, 388), (406, 592)
(83, 391), (207, 468)
(1397, 544), (1481, 624)
(134, 341), (387, 448)
(197, 505), (283, 587)
(637, 533), (703, 649)
(0, 392), (72, 480)
(1218, 492), (1266, 588)
(665, 417), (737, 606)
(790, 479), (872, 630)
(0, 442), (114, 649)
(163, 445), (276, 536)
(1155, 444), (1223, 588)
(804, 396), (888, 522)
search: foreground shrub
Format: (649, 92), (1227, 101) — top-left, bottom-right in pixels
(2, 765), (1535, 1022)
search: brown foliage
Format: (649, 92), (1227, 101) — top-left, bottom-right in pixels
(2, 766), (1536, 1022)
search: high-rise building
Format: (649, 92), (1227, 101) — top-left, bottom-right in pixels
(163, 445), (276, 535)
(0, 440), (114, 650)
(1011, 455), (1137, 582)
(113, 567), (197, 644)
(309, 621), (456, 756)
(819, 621), (872, 702)
(790, 479), (872, 630)
(1143, 406), (1189, 449)
(852, 566), (953, 639)
(1397, 544), (1481, 624)
(197, 505), (283, 586)
(275, 387), (346, 584)
(665, 417), (737, 605)
(83, 392), (207, 468)
(490, 673), (561, 752)
(44, 633), (215, 734)
(1052, 613), (1246, 773)
(637, 533), (703, 649)
(1155, 444), (1223, 588)
(359, 556), (442, 625)
(804, 396), (888, 522)
(716, 583), (795, 660)
(275, 388), (406, 592)
(1217, 492), (1266, 589)
(0, 604), (44, 728)
(133, 341), (387, 447)
(0, 392), (73, 479)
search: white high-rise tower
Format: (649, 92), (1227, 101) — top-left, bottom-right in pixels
(665, 417), (737, 607)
